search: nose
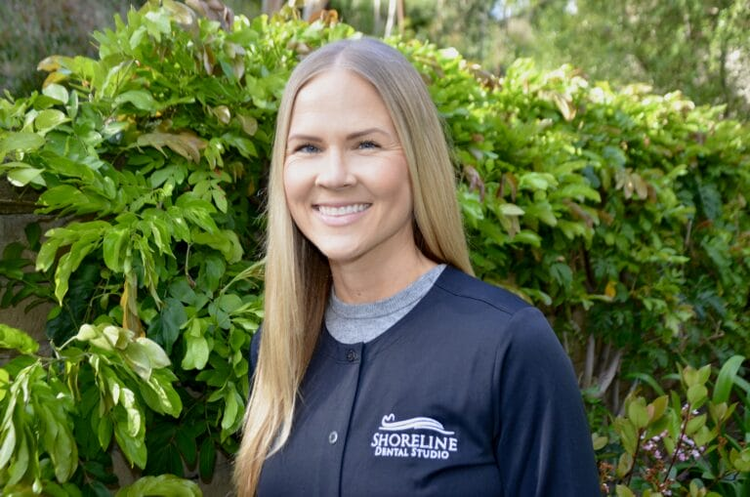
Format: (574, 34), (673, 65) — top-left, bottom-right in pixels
(315, 149), (355, 189)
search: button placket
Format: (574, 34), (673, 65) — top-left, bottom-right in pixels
(315, 340), (364, 493)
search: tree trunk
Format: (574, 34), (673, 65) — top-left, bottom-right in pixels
(262, 0), (285, 15)
(397, 0), (405, 33)
(373, 0), (382, 35)
(384, 0), (397, 36)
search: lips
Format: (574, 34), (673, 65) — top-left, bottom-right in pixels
(315, 203), (371, 216)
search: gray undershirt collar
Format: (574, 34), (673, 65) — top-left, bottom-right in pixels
(326, 264), (446, 344)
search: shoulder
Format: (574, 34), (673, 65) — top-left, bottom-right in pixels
(433, 266), (534, 317)
(429, 267), (560, 353)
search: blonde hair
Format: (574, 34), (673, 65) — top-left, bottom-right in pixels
(234, 37), (472, 495)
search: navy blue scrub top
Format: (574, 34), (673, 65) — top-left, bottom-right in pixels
(249, 267), (601, 496)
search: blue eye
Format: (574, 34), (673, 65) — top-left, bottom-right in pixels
(359, 140), (379, 149)
(296, 144), (319, 153)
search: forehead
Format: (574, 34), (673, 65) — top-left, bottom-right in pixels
(288, 69), (393, 128)
(296, 69), (380, 103)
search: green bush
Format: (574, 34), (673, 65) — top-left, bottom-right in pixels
(0, 1), (748, 494)
(596, 356), (750, 496)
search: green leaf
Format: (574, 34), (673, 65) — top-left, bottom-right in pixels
(0, 324), (39, 354)
(615, 485), (636, 497)
(51, 424), (77, 482)
(54, 238), (101, 303)
(687, 384), (708, 408)
(135, 337), (171, 369)
(115, 475), (201, 497)
(0, 423), (16, 469)
(713, 355), (745, 404)
(523, 201), (557, 227)
(103, 227), (129, 272)
(221, 386), (243, 433)
(498, 203), (525, 216)
(511, 230), (541, 247)
(0, 369), (8, 402)
(200, 255), (225, 293)
(696, 364), (711, 385)
(615, 452), (634, 478)
(591, 433), (608, 451)
(42, 83), (69, 104)
(549, 262), (572, 289)
(0, 132), (45, 157)
(97, 415), (113, 451)
(730, 447), (750, 472)
(518, 172), (557, 191)
(148, 298), (187, 355)
(152, 369), (182, 416)
(35, 109), (69, 133)
(114, 414), (147, 469)
(221, 132), (257, 158)
(115, 90), (157, 111)
(199, 438), (216, 480)
(211, 188), (228, 213)
(182, 335), (209, 370)
(2, 163), (45, 187)
(175, 429), (198, 467)
(150, 164), (187, 188)
(685, 413), (706, 436)
(139, 370), (182, 417)
(649, 395), (668, 422)
(192, 230), (243, 263)
(122, 341), (155, 381)
(7, 430), (29, 485)
(627, 398), (649, 429)
(614, 417), (637, 455)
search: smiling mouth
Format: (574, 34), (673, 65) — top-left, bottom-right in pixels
(316, 204), (371, 216)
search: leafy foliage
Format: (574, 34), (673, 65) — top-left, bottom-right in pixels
(0, 1), (748, 494)
(596, 357), (750, 496)
(0, 325), (181, 495)
(500, 0), (750, 119)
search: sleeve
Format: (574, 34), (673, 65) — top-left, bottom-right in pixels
(494, 306), (601, 496)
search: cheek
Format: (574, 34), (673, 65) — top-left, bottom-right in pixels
(378, 161), (412, 207)
(283, 165), (308, 207)
(282, 170), (308, 231)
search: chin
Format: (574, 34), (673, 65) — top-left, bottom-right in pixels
(311, 239), (364, 264)
(322, 251), (361, 265)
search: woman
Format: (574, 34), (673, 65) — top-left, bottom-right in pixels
(235, 38), (600, 496)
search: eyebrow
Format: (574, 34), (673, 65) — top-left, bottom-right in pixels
(287, 127), (389, 143)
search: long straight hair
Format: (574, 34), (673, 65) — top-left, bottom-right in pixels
(234, 37), (473, 495)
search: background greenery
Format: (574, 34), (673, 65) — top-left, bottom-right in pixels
(0, 1), (748, 496)
(3, 1), (748, 118)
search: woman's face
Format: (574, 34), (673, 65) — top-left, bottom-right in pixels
(283, 69), (415, 268)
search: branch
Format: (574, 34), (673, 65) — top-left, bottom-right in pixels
(592, 348), (622, 399)
(583, 333), (595, 388)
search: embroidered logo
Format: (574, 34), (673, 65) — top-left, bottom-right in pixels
(370, 413), (459, 460)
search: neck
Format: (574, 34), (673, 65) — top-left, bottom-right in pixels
(330, 247), (437, 304)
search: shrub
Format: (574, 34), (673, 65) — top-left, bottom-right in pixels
(596, 356), (750, 496)
(0, 1), (747, 494)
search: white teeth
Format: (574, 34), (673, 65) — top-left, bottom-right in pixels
(317, 204), (370, 216)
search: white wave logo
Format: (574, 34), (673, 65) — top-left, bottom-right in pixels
(371, 413), (459, 459)
(379, 413), (455, 436)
